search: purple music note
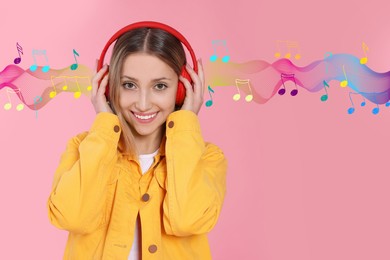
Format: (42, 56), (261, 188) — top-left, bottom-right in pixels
(13, 42), (23, 64)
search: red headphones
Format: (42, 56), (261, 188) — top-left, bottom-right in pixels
(97, 21), (198, 106)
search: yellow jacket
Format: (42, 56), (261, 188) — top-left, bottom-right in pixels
(47, 110), (227, 259)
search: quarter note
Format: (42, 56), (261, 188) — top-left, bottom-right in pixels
(360, 42), (368, 65)
(3, 88), (24, 111)
(13, 42), (23, 64)
(233, 79), (253, 102)
(321, 80), (330, 102)
(210, 40), (230, 63)
(340, 65), (348, 87)
(30, 49), (50, 72)
(205, 86), (214, 107)
(279, 73), (298, 96)
(70, 49), (79, 70)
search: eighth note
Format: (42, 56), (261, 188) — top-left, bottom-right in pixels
(360, 42), (368, 65)
(3, 88), (24, 111)
(205, 86), (214, 107)
(210, 40), (230, 63)
(14, 42), (23, 64)
(340, 65), (348, 87)
(279, 73), (298, 96)
(30, 49), (50, 72)
(70, 49), (79, 70)
(321, 80), (330, 102)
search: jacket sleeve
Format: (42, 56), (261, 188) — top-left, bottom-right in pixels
(47, 112), (121, 234)
(162, 110), (228, 236)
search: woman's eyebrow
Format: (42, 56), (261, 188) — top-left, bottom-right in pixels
(121, 76), (172, 82)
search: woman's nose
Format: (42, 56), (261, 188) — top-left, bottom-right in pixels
(135, 89), (152, 111)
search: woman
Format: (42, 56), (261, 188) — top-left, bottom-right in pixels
(47, 23), (227, 259)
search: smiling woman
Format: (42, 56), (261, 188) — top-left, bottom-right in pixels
(46, 21), (228, 260)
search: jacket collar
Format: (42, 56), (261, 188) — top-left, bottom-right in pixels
(118, 135), (166, 161)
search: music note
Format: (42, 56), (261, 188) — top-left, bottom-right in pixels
(274, 40), (301, 60)
(30, 49), (50, 72)
(321, 80), (330, 102)
(13, 42), (23, 64)
(205, 86), (214, 107)
(70, 49), (79, 70)
(347, 92), (367, 114)
(210, 40), (230, 63)
(233, 79), (253, 102)
(3, 88), (24, 111)
(340, 65), (348, 87)
(33, 95), (42, 119)
(279, 73), (298, 96)
(360, 42), (368, 65)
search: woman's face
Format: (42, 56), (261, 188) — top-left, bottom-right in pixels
(118, 52), (178, 140)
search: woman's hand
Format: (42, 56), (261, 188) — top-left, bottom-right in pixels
(91, 61), (113, 114)
(179, 59), (205, 115)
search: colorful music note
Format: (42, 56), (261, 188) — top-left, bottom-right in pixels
(347, 92), (367, 114)
(279, 73), (298, 96)
(33, 95), (42, 119)
(274, 40), (301, 60)
(13, 42), (23, 64)
(321, 80), (330, 102)
(50, 76), (58, 98)
(340, 65), (348, 87)
(205, 86), (214, 107)
(3, 88), (24, 111)
(233, 79), (253, 102)
(210, 40), (230, 63)
(360, 42), (368, 65)
(70, 49), (79, 70)
(30, 49), (50, 72)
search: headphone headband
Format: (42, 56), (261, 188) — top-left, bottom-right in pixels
(97, 21), (198, 73)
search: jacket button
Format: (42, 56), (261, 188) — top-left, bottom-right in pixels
(167, 121), (174, 128)
(114, 125), (120, 133)
(141, 193), (150, 202)
(148, 244), (157, 253)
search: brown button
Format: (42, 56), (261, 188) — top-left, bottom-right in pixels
(141, 193), (150, 202)
(148, 244), (157, 253)
(167, 121), (174, 128)
(113, 125), (120, 133)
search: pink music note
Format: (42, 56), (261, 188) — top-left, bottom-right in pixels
(3, 88), (24, 111)
(279, 73), (298, 96)
(70, 49), (79, 70)
(13, 42), (23, 64)
(30, 49), (50, 72)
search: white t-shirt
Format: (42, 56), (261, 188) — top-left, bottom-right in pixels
(128, 149), (159, 260)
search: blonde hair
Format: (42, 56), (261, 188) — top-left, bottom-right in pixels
(108, 27), (186, 156)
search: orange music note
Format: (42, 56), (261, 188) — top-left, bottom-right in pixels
(70, 49), (79, 70)
(13, 42), (23, 64)
(360, 42), (368, 64)
(274, 40), (301, 60)
(340, 65), (348, 87)
(233, 79), (253, 102)
(205, 86), (214, 107)
(3, 88), (24, 111)
(30, 49), (50, 72)
(279, 73), (298, 96)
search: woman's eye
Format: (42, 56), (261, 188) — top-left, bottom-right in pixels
(155, 83), (168, 90)
(122, 82), (136, 89)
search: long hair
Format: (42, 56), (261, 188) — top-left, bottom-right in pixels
(108, 27), (186, 156)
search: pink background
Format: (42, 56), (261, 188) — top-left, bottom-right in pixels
(1, 0), (390, 259)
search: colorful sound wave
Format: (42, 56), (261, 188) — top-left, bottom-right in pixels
(1, 53), (390, 114)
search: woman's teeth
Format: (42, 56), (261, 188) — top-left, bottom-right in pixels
(134, 113), (157, 120)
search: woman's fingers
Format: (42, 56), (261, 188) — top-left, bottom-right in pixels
(92, 64), (109, 97)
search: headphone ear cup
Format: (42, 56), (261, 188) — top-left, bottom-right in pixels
(176, 66), (191, 106)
